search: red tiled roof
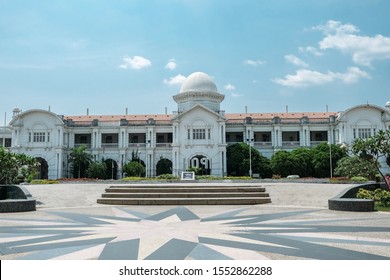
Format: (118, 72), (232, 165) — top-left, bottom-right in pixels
(64, 114), (173, 122)
(64, 111), (336, 124)
(225, 112), (337, 119)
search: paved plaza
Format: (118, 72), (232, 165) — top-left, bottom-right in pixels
(0, 183), (389, 260)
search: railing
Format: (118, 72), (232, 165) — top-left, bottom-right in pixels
(254, 141), (272, 147)
(156, 143), (172, 148)
(282, 141), (300, 146)
(101, 143), (119, 148)
(128, 143), (146, 147)
(74, 143), (91, 148)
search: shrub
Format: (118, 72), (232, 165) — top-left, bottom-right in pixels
(86, 161), (107, 179)
(122, 176), (147, 181)
(123, 161), (145, 177)
(350, 176), (369, 182)
(196, 175), (219, 180)
(30, 179), (59, 184)
(156, 174), (179, 180)
(357, 188), (390, 207)
(334, 157), (378, 180)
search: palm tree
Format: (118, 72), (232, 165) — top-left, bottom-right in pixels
(69, 145), (92, 178)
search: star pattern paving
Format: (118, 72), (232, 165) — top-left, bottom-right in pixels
(0, 206), (389, 260)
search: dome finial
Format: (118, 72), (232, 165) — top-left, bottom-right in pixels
(180, 72), (218, 93)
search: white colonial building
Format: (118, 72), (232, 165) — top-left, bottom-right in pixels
(1, 72), (390, 179)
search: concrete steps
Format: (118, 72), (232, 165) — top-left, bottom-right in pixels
(97, 183), (271, 205)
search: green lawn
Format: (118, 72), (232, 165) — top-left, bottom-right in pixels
(375, 204), (390, 212)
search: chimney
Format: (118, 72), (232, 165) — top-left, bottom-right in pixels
(86, 108), (89, 116)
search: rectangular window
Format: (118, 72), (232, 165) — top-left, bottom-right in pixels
(188, 129), (191, 140)
(193, 129), (206, 140)
(358, 128), (371, 139)
(33, 132), (46, 142)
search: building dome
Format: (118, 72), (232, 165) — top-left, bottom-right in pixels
(180, 72), (218, 93)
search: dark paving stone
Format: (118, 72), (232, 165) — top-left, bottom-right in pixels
(145, 239), (198, 260)
(188, 243), (233, 260)
(147, 207), (200, 221)
(98, 239), (139, 260)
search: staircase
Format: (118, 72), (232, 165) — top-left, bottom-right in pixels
(97, 183), (271, 205)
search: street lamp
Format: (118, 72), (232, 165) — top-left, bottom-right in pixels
(247, 137), (254, 177)
(330, 146), (333, 178)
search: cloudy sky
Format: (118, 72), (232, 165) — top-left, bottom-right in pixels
(1, 0), (390, 124)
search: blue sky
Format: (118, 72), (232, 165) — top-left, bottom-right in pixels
(1, 0), (390, 125)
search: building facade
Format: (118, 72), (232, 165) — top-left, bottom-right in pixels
(1, 72), (390, 179)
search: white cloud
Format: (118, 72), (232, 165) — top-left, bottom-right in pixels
(314, 20), (390, 67)
(224, 83), (236, 90)
(231, 93), (243, 98)
(285, 54), (309, 67)
(273, 67), (370, 87)
(299, 46), (323, 56)
(119, 55), (151, 70)
(244, 59), (266, 66)
(165, 59), (177, 70)
(163, 74), (186, 86)
(313, 20), (359, 35)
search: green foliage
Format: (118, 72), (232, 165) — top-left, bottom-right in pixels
(352, 130), (390, 187)
(311, 142), (347, 178)
(196, 175), (220, 180)
(270, 143), (347, 178)
(270, 150), (296, 177)
(156, 174), (179, 180)
(122, 176), (147, 181)
(290, 148), (314, 177)
(350, 176), (369, 182)
(86, 161), (107, 179)
(334, 156), (378, 180)
(69, 145), (92, 178)
(227, 143), (272, 178)
(357, 188), (390, 207)
(123, 161), (145, 177)
(187, 166), (202, 175)
(30, 179), (59, 184)
(0, 147), (38, 184)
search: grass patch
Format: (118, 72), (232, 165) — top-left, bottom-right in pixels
(30, 179), (60, 184)
(375, 204), (390, 212)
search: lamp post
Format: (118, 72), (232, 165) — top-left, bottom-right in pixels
(138, 151), (141, 177)
(330, 145), (333, 178)
(247, 137), (253, 177)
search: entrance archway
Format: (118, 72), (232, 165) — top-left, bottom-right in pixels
(36, 157), (48, 179)
(104, 159), (118, 179)
(156, 158), (172, 175)
(190, 155), (211, 175)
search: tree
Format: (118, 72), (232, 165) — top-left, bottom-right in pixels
(69, 145), (92, 178)
(334, 156), (378, 180)
(86, 161), (107, 179)
(270, 150), (298, 177)
(0, 147), (38, 184)
(311, 142), (347, 178)
(227, 143), (272, 178)
(290, 148), (314, 177)
(352, 130), (390, 188)
(123, 161), (145, 177)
